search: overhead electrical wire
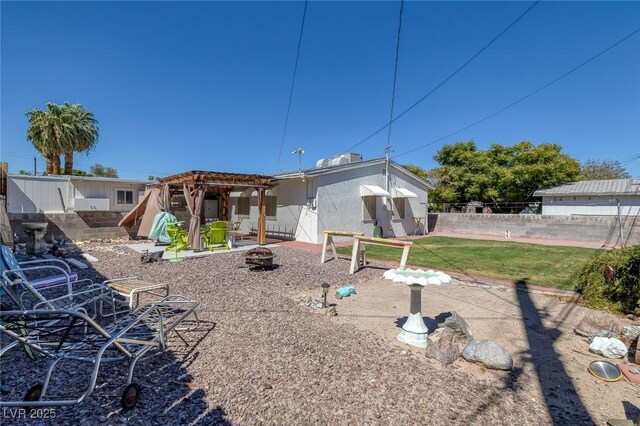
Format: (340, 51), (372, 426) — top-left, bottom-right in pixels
(385, 0), (405, 152)
(275, 0), (309, 172)
(393, 27), (640, 159)
(341, 0), (541, 154)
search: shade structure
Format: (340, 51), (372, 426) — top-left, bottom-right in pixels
(118, 187), (162, 238)
(392, 187), (417, 198)
(360, 184), (390, 197)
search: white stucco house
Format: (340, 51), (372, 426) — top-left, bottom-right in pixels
(533, 178), (640, 216)
(6, 174), (150, 214)
(229, 154), (433, 243)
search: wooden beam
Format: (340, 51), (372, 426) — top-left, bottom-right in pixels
(257, 187), (266, 245)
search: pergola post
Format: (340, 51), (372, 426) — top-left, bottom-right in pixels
(221, 189), (230, 221)
(257, 187), (267, 245)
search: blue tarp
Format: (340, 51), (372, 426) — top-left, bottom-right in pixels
(336, 286), (356, 298)
(148, 212), (178, 244)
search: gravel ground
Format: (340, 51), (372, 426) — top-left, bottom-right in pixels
(1, 243), (596, 425)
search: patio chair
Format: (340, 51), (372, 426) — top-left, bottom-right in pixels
(166, 222), (189, 253)
(0, 245), (94, 310)
(0, 295), (199, 410)
(207, 221), (228, 251)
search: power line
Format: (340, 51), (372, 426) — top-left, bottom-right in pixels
(385, 0), (405, 152)
(275, 0), (309, 172)
(393, 27), (640, 159)
(341, 0), (540, 154)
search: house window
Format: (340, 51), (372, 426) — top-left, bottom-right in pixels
(266, 196), (277, 218)
(115, 189), (134, 205)
(393, 198), (406, 219)
(237, 195), (250, 217)
(362, 196), (377, 221)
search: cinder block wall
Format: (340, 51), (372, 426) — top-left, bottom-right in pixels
(8, 212), (139, 243)
(427, 213), (639, 246)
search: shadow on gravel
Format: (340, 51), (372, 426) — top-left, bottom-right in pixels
(514, 279), (593, 425)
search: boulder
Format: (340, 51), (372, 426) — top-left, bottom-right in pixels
(438, 311), (473, 345)
(619, 325), (640, 348)
(462, 339), (513, 371)
(589, 337), (628, 359)
(574, 313), (620, 340)
(425, 328), (460, 365)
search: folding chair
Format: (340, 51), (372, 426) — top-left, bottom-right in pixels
(0, 295), (199, 410)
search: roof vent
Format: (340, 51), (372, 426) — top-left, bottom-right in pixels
(316, 158), (330, 168)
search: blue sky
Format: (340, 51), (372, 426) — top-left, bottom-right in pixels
(1, 1), (639, 179)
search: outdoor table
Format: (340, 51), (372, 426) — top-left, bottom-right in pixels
(104, 277), (170, 309)
(383, 268), (451, 348)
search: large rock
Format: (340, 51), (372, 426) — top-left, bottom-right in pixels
(589, 337), (628, 359)
(462, 339), (513, 371)
(425, 327), (460, 365)
(438, 311), (473, 345)
(574, 313), (620, 339)
(619, 325), (640, 348)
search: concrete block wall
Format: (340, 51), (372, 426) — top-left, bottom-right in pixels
(427, 213), (639, 246)
(9, 212), (138, 243)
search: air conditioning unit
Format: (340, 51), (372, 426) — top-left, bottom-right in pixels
(74, 198), (110, 211)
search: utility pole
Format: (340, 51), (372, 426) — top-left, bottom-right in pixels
(33, 157), (37, 176)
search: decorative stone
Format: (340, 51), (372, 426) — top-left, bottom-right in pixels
(326, 306), (338, 317)
(588, 329), (617, 342)
(438, 311), (473, 345)
(462, 339), (513, 371)
(589, 337), (628, 359)
(574, 313), (620, 339)
(425, 328), (460, 365)
(620, 325), (640, 348)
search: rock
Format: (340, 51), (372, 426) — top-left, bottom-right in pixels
(619, 325), (640, 347)
(574, 313), (620, 339)
(462, 339), (513, 371)
(425, 327), (460, 365)
(326, 306), (338, 317)
(627, 314), (637, 321)
(589, 337), (628, 359)
(438, 311), (473, 345)
(636, 347), (640, 365)
(588, 329), (617, 342)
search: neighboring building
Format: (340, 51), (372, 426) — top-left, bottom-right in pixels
(533, 178), (640, 216)
(6, 174), (150, 214)
(228, 154), (433, 243)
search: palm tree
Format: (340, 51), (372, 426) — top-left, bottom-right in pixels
(25, 102), (99, 175)
(25, 103), (75, 175)
(62, 104), (99, 175)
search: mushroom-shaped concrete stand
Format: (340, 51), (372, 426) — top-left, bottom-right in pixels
(383, 268), (452, 348)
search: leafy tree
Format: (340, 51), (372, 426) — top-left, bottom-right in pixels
(90, 164), (118, 178)
(430, 141), (580, 204)
(62, 104), (99, 175)
(71, 169), (93, 177)
(579, 159), (630, 181)
(25, 102), (99, 175)
(18, 169), (34, 175)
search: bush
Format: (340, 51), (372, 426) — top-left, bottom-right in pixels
(575, 244), (640, 313)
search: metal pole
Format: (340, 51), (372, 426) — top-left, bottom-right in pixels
(33, 156), (37, 176)
(617, 198), (625, 246)
(385, 146), (391, 235)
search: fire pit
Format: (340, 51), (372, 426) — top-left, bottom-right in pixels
(244, 247), (276, 270)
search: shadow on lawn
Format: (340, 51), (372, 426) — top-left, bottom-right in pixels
(514, 279), (593, 425)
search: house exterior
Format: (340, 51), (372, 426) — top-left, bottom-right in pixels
(228, 155), (433, 243)
(533, 178), (640, 216)
(6, 174), (150, 214)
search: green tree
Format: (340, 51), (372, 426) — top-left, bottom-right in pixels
(90, 164), (118, 178)
(25, 102), (99, 175)
(579, 159), (630, 181)
(71, 169), (93, 177)
(62, 104), (99, 175)
(430, 141), (580, 204)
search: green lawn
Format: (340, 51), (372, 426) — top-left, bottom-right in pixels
(337, 236), (601, 290)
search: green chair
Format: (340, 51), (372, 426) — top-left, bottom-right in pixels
(166, 222), (189, 256)
(208, 221), (228, 251)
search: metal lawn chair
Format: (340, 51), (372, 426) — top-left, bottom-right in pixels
(0, 295), (199, 410)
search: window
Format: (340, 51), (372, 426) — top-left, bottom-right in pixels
(237, 196), (250, 216)
(266, 196), (277, 218)
(393, 198), (406, 219)
(362, 196), (377, 221)
(115, 189), (134, 205)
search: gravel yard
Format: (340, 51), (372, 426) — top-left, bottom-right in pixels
(1, 243), (637, 425)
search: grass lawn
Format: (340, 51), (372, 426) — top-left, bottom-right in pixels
(337, 236), (601, 290)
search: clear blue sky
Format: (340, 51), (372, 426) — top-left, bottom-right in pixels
(1, 1), (639, 179)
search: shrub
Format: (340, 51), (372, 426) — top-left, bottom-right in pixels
(575, 244), (640, 313)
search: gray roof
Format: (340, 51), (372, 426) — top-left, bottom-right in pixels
(273, 158), (434, 189)
(533, 179), (640, 197)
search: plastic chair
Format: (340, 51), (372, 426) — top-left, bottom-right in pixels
(208, 221), (228, 250)
(166, 223), (189, 253)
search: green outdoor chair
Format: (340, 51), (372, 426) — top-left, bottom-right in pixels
(207, 221), (228, 251)
(166, 222), (189, 253)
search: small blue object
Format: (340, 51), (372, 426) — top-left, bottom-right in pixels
(336, 286), (356, 298)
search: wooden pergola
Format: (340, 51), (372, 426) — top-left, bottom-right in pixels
(157, 170), (273, 250)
